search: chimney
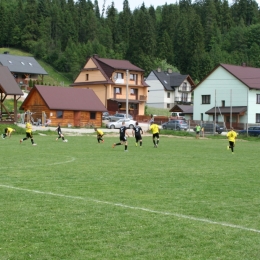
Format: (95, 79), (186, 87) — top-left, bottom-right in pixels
(157, 67), (161, 72)
(167, 68), (173, 73)
(242, 62), (246, 67)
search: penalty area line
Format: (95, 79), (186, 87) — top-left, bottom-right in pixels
(0, 184), (260, 234)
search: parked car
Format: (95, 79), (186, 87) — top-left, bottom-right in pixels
(108, 113), (133, 122)
(238, 126), (260, 137)
(161, 120), (188, 131)
(102, 112), (110, 120)
(193, 123), (224, 134)
(106, 119), (136, 129)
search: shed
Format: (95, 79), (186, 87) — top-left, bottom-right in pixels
(0, 66), (24, 123)
(20, 85), (107, 127)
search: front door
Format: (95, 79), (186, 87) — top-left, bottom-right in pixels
(74, 111), (81, 127)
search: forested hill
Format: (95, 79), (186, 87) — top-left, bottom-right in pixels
(0, 0), (260, 82)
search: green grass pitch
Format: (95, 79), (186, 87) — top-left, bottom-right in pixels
(1, 134), (260, 259)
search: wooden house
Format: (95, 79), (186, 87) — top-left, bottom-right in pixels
(0, 66), (24, 123)
(20, 85), (107, 127)
(71, 54), (149, 118)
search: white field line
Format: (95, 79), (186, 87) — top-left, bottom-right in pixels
(0, 157), (76, 169)
(1, 184), (260, 234)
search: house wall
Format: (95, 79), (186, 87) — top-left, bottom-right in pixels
(146, 72), (166, 108)
(193, 66), (248, 122)
(248, 89), (260, 123)
(74, 65), (147, 115)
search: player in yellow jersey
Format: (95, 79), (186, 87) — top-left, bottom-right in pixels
(94, 128), (104, 143)
(149, 122), (160, 148)
(226, 127), (237, 154)
(20, 122), (37, 145)
(2, 127), (15, 139)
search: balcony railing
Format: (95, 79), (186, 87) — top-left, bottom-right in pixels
(178, 86), (191, 92)
(175, 97), (192, 103)
(139, 95), (147, 101)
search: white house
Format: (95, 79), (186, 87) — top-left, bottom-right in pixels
(145, 68), (195, 109)
(193, 63), (260, 126)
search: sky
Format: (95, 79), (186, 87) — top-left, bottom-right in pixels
(100, 0), (260, 12)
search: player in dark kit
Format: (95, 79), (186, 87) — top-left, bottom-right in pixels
(112, 121), (130, 151)
(55, 123), (66, 142)
(132, 122), (143, 147)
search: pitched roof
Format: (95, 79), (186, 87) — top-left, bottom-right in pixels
(0, 66), (24, 95)
(220, 64), (260, 89)
(20, 85), (107, 111)
(169, 105), (193, 114)
(0, 54), (48, 75)
(195, 63), (260, 90)
(95, 55), (144, 72)
(151, 70), (195, 91)
(205, 106), (247, 115)
(71, 55), (148, 87)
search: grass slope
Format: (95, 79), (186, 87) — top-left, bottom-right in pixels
(1, 133), (260, 259)
(0, 47), (72, 86)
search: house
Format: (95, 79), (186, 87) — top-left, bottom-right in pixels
(71, 54), (148, 117)
(0, 66), (24, 123)
(145, 68), (195, 109)
(193, 63), (260, 127)
(20, 85), (107, 127)
(169, 104), (194, 120)
(0, 53), (48, 88)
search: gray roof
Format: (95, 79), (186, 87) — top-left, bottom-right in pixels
(0, 66), (24, 95)
(21, 85), (107, 111)
(169, 105), (193, 114)
(152, 70), (193, 91)
(0, 54), (48, 75)
(205, 106), (247, 115)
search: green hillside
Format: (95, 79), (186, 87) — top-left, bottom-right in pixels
(0, 47), (72, 87)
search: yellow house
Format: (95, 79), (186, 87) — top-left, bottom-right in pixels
(71, 54), (149, 117)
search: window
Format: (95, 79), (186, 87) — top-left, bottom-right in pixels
(130, 74), (137, 81)
(8, 60), (12, 64)
(222, 100), (225, 107)
(29, 62), (33, 66)
(257, 94), (260, 104)
(115, 87), (121, 94)
(167, 103), (170, 108)
(21, 61), (25, 65)
(56, 111), (63, 118)
(183, 82), (187, 91)
(167, 92), (170, 98)
(114, 72), (123, 79)
(182, 93), (188, 102)
(130, 88), (136, 95)
(202, 95), (210, 104)
(90, 112), (96, 120)
(256, 114), (260, 123)
(86, 74), (89, 81)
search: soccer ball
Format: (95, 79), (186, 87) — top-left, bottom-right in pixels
(64, 139), (68, 142)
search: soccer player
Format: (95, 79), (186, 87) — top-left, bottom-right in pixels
(20, 121), (37, 145)
(112, 121), (130, 151)
(227, 127), (237, 154)
(149, 122), (160, 148)
(2, 127), (15, 139)
(55, 123), (66, 142)
(94, 127), (104, 143)
(195, 124), (201, 139)
(132, 122), (143, 147)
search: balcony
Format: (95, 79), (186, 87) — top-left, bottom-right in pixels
(178, 86), (191, 92)
(175, 97), (193, 104)
(139, 95), (147, 101)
